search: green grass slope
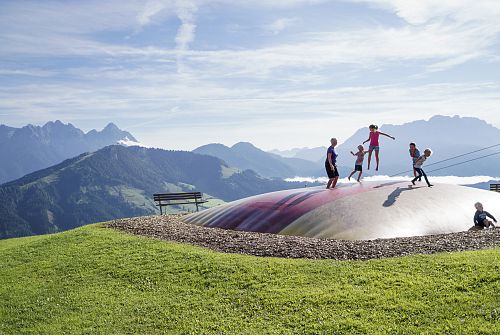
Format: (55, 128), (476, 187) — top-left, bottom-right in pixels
(1, 225), (499, 334)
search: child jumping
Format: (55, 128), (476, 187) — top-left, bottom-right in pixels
(362, 124), (395, 171)
(409, 142), (421, 181)
(473, 202), (497, 229)
(411, 148), (433, 187)
(348, 145), (367, 182)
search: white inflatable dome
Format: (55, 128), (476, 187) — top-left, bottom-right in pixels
(184, 182), (500, 240)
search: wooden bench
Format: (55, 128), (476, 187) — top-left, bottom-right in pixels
(153, 192), (207, 214)
(490, 183), (500, 192)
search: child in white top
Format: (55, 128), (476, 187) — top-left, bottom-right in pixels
(411, 148), (433, 187)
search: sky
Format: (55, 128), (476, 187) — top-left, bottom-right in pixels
(1, 0), (500, 150)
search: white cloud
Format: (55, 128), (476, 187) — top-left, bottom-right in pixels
(137, 1), (172, 27)
(118, 137), (151, 148)
(1, 0), (497, 74)
(174, 23), (495, 79)
(264, 18), (300, 35)
(3, 23), (489, 78)
(175, 0), (198, 51)
(354, 0), (500, 25)
(0, 68), (55, 77)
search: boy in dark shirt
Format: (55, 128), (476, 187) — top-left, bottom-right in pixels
(473, 202), (497, 228)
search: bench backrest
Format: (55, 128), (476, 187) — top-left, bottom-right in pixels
(490, 184), (500, 192)
(153, 192), (203, 202)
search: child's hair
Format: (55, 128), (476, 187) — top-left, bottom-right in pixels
(369, 124), (378, 130)
(409, 142), (416, 147)
(475, 202), (483, 209)
(357, 145), (364, 151)
(424, 148), (432, 156)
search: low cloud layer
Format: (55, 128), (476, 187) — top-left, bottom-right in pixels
(286, 175), (500, 185)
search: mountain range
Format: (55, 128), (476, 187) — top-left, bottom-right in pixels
(269, 115), (500, 177)
(335, 115), (500, 177)
(269, 146), (326, 162)
(193, 142), (323, 178)
(0, 120), (136, 184)
(0, 145), (308, 239)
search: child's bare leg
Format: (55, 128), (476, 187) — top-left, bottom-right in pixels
(367, 150), (372, 170)
(375, 150), (380, 171)
(357, 171), (362, 182)
(348, 170), (355, 181)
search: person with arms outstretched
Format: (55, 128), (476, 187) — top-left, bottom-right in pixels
(348, 145), (367, 182)
(363, 124), (395, 171)
(325, 138), (339, 189)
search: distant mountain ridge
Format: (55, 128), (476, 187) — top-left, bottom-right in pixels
(270, 146), (326, 162)
(269, 115), (500, 177)
(0, 145), (308, 239)
(335, 115), (500, 177)
(0, 120), (137, 183)
(193, 142), (323, 178)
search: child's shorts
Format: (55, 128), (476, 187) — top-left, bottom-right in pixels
(354, 164), (362, 172)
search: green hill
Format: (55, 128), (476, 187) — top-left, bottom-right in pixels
(0, 145), (306, 239)
(0, 225), (499, 334)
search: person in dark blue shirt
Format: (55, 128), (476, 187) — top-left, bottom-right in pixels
(473, 202), (497, 228)
(325, 138), (339, 189)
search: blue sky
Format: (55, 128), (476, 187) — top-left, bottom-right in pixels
(1, 0), (500, 150)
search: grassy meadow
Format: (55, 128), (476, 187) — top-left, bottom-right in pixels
(0, 224), (499, 334)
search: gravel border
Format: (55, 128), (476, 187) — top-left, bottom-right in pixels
(106, 214), (500, 260)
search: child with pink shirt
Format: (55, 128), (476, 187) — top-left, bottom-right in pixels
(362, 124), (395, 171)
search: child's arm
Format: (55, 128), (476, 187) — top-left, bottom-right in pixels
(379, 131), (395, 140)
(485, 211), (497, 223)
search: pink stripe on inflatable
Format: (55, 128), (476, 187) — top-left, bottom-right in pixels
(185, 182), (399, 234)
